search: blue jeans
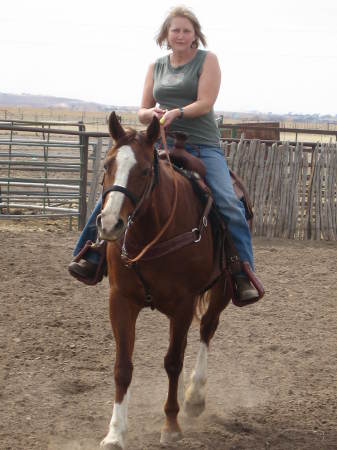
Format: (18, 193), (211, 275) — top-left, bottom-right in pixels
(73, 199), (102, 263)
(185, 144), (254, 270)
(74, 145), (254, 270)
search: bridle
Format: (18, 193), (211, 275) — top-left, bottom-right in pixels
(101, 146), (160, 225)
(101, 136), (178, 264)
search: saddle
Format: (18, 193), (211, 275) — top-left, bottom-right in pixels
(158, 132), (263, 306)
(159, 132), (253, 225)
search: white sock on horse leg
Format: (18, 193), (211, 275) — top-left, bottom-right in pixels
(100, 388), (130, 449)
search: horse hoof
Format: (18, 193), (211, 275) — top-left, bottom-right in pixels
(100, 438), (123, 450)
(183, 398), (206, 417)
(100, 445), (122, 450)
(160, 429), (183, 445)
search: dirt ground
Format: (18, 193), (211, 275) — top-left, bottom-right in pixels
(1, 221), (337, 450)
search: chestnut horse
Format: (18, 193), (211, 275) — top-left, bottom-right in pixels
(98, 112), (232, 449)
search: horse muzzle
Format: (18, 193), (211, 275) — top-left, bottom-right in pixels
(96, 213), (126, 241)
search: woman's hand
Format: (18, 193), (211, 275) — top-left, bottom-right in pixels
(160, 108), (181, 128)
(138, 106), (166, 124)
(152, 107), (166, 121)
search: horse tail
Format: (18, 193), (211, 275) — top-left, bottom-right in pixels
(193, 275), (230, 322)
(194, 290), (211, 321)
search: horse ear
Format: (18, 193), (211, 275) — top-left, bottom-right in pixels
(146, 116), (160, 145)
(108, 112), (125, 141)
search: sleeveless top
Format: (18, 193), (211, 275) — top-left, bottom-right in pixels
(153, 49), (221, 147)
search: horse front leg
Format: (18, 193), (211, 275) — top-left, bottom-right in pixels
(184, 277), (230, 418)
(100, 293), (140, 450)
(161, 306), (193, 445)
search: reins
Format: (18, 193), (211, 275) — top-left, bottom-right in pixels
(122, 127), (178, 264)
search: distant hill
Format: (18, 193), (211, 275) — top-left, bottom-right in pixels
(0, 92), (130, 112)
(0, 92), (336, 123)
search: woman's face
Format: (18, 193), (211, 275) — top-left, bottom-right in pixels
(167, 16), (196, 52)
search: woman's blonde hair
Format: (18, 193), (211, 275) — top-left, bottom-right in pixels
(156, 6), (207, 49)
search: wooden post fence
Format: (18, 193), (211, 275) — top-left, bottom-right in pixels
(223, 140), (337, 240)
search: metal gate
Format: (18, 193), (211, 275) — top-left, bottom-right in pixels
(0, 120), (110, 229)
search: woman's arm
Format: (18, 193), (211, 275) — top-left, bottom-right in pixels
(138, 63), (166, 124)
(161, 52), (221, 127)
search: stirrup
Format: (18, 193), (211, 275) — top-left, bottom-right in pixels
(68, 240), (107, 285)
(231, 262), (265, 307)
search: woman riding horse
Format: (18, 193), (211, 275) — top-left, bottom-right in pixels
(68, 6), (259, 303)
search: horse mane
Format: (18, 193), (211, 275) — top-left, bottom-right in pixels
(105, 129), (147, 166)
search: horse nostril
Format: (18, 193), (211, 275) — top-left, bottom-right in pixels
(96, 214), (102, 228)
(115, 218), (124, 231)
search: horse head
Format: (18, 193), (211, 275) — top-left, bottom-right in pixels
(97, 112), (160, 241)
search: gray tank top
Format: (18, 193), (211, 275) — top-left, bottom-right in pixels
(153, 49), (220, 147)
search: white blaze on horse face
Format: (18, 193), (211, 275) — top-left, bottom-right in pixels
(100, 389), (130, 449)
(101, 145), (136, 232)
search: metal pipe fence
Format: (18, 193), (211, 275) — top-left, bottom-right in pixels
(0, 121), (111, 229)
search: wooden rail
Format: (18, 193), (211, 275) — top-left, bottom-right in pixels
(220, 124), (337, 137)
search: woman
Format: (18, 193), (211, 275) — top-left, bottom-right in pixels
(69, 6), (258, 302)
(138, 6), (258, 302)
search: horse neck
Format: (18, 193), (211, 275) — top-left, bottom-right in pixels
(131, 162), (177, 242)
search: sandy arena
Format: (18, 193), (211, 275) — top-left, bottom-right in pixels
(1, 221), (336, 450)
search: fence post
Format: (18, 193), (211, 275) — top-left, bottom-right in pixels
(87, 137), (103, 220)
(79, 134), (88, 230)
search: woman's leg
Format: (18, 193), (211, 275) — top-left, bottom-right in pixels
(193, 147), (254, 270)
(73, 197), (102, 264)
(186, 146), (259, 302)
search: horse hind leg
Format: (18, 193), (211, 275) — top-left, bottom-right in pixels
(184, 277), (230, 418)
(183, 339), (208, 418)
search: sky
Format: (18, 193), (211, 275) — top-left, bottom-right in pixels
(1, 0), (336, 115)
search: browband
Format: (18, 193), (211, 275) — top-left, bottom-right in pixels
(102, 185), (139, 206)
